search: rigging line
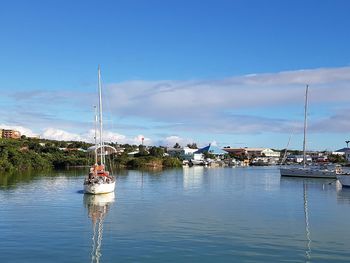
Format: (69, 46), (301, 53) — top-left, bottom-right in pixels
(281, 129), (295, 164)
(303, 85), (309, 168)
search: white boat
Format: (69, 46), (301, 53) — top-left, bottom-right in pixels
(337, 174), (350, 187)
(84, 66), (116, 194)
(280, 85), (337, 179)
(84, 171), (116, 194)
(336, 167), (350, 187)
(190, 159), (207, 165)
(280, 165), (339, 178)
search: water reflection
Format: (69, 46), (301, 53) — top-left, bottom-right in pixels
(183, 166), (204, 190)
(279, 177), (334, 263)
(336, 186), (350, 204)
(280, 177), (336, 191)
(0, 170), (36, 188)
(303, 182), (311, 262)
(84, 193), (115, 263)
(0, 168), (86, 189)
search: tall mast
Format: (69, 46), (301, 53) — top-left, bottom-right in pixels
(94, 105), (98, 165)
(98, 65), (104, 165)
(302, 85), (309, 168)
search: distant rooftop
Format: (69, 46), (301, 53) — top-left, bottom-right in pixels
(335, 147), (350, 152)
(195, 144), (226, 155)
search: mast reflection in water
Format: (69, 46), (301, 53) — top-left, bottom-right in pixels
(303, 182), (311, 262)
(84, 193), (115, 263)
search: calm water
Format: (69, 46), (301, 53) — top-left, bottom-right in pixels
(1, 166), (350, 262)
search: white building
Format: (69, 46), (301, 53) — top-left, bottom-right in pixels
(345, 151), (350, 163)
(167, 147), (198, 160)
(224, 147), (280, 158)
(260, 148), (280, 158)
(286, 154), (312, 163)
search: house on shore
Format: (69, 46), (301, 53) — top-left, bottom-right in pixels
(195, 144), (227, 158)
(167, 147), (198, 160)
(333, 148), (350, 163)
(223, 147), (280, 158)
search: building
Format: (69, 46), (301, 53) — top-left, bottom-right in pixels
(285, 154), (312, 163)
(167, 147), (198, 160)
(1, 129), (21, 139)
(332, 148), (350, 156)
(195, 144), (227, 158)
(224, 147), (280, 158)
(343, 150), (350, 163)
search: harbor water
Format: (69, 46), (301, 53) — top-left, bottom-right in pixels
(1, 166), (350, 262)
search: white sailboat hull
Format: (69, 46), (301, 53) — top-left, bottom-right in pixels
(84, 181), (115, 194)
(337, 174), (350, 187)
(280, 167), (337, 179)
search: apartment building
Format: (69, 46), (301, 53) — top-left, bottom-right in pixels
(0, 129), (21, 139)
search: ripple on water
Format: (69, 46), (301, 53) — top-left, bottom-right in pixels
(1, 167), (350, 262)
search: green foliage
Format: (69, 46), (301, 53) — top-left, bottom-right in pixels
(127, 158), (145, 168)
(112, 153), (129, 168)
(0, 137), (184, 172)
(173, 143), (181, 148)
(66, 141), (90, 150)
(136, 144), (148, 156)
(328, 154), (346, 164)
(162, 157), (182, 168)
(203, 152), (215, 159)
(149, 146), (164, 157)
(0, 137), (90, 172)
(187, 143), (198, 149)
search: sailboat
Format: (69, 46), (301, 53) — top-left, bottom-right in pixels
(280, 85), (338, 178)
(84, 66), (116, 194)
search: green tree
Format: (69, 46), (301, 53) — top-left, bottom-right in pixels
(162, 157), (182, 167)
(137, 144), (148, 156)
(173, 143), (181, 149)
(187, 143), (198, 149)
(149, 146), (164, 157)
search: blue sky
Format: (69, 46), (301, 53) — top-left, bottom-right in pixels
(1, 0), (350, 150)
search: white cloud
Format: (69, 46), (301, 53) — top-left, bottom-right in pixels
(3, 66), (350, 146)
(39, 127), (153, 146)
(100, 67), (350, 136)
(42, 128), (82, 141)
(157, 135), (196, 147)
(210, 140), (218, 146)
(105, 66), (350, 120)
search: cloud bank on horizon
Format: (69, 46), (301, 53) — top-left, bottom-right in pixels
(2, 66), (350, 149)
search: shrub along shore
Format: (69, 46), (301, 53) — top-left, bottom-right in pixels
(0, 137), (182, 173)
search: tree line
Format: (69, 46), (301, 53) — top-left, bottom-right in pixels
(0, 137), (182, 173)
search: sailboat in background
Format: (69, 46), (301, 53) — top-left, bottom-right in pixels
(280, 85), (338, 179)
(84, 66), (116, 194)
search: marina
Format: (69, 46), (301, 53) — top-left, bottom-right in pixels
(1, 167), (350, 262)
(1, 1), (350, 262)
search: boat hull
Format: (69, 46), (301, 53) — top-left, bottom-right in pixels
(280, 167), (336, 179)
(337, 174), (350, 187)
(84, 181), (116, 194)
